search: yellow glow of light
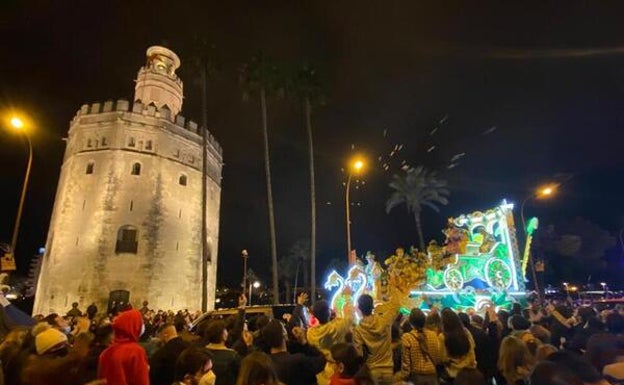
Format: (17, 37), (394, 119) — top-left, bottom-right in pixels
(537, 184), (558, 198)
(350, 156), (365, 174)
(10, 117), (24, 129)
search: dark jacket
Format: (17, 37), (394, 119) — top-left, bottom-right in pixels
(468, 324), (497, 378)
(271, 344), (326, 385)
(207, 347), (241, 385)
(150, 336), (190, 385)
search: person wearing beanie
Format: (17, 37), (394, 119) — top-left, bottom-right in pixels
(20, 322), (91, 385)
(98, 309), (149, 385)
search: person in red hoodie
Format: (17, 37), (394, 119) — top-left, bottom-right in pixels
(98, 308), (149, 385)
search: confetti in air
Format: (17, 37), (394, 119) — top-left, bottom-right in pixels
(482, 126), (497, 135)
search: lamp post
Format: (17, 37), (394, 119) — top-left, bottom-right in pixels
(249, 281), (260, 306)
(520, 184), (557, 304)
(7, 116), (33, 270)
(345, 157), (364, 264)
(600, 282), (607, 298)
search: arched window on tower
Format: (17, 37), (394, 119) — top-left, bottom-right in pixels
(115, 225), (138, 254)
(86, 161), (94, 175)
(179, 174), (187, 186)
(131, 162), (141, 176)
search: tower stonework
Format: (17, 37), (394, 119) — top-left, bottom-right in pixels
(33, 46), (223, 315)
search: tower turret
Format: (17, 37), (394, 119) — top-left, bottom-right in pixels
(134, 46), (183, 116)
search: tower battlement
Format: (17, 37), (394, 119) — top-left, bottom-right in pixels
(73, 99), (222, 155)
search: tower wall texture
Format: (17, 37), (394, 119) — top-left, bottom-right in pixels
(33, 95), (222, 315)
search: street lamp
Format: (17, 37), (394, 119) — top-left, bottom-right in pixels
(249, 281), (261, 306)
(520, 184), (557, 232)
(520, 184), (557, 303)
(5, 115), (33, 270)
(345, 156), (365, 264)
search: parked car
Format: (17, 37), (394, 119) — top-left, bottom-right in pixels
(190, 304), (296, 333)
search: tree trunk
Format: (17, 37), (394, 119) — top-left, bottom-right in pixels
(305, 98), (317, 304)
(283, 280), (292, 306)
(261, 88), (280, 304)
(415, 212), (425, 251)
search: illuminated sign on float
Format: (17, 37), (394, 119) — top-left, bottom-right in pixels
(323, 200), (527, 314)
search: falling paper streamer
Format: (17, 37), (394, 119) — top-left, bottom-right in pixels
(482, 126), (497, 135)
(430, 127), (439, 136)
(447, 163), (459, 169)
(427, 146), (436, 153)
(439, 115), (448, 124)
(451, 153), (466, 162)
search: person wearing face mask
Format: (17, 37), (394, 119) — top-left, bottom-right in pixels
(173, 346), (214, 385)
(20, 325), (92, 385)
(98, 308), (149, 385)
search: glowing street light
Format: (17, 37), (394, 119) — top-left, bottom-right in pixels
(4, 113), (34, 272)
(345, 156), (365, 264)
(249, 280), (261, 306)
(10, 117), (24, 129)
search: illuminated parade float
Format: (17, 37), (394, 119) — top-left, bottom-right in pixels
(324, 200), (527, 314)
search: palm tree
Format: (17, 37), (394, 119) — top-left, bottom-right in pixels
(239, 52), (281, 304)
(287, 64), (323, 303)
(188, 37), (219, 312)
(386, 166), (450, 250)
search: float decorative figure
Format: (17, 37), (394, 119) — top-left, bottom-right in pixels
(324, 200), (527, 313)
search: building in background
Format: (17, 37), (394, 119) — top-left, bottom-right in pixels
(33, 46), (223, 314)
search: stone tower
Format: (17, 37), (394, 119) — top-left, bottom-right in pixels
(33, 46), (223, 315)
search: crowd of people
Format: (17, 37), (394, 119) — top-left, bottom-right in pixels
(0, 291), (622, 385)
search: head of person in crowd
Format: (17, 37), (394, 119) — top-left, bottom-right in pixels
(535, 344), (558, 362)
(454, 368), (487, 385)
(44, 313), (71, 334)
(174, 346), (213, 385)
(262, 319), (288, 350)
(547, 350), (608, 385)
(585, 333), (621, 373)
(530, 361), (580, 385)
(35, 327), (70, 357)
(498, 335), (534, 385)
(312, 300), (332, 325)
(577, 307), (597, 326)
(606, 312), (624, 335)
(158, 323), (179, 344)
(235, 351), (281, 385)
(409, 308), (426, 331)
(93, 323), (114, 347)
(357, 295), (374, 318)
(424, 309), (441, 333)
(458, 312), (470, 328)
(471, 314), (484, 329)
(253, 315), (270, 334)
(330, 343), (364, 378)
(497, 309), (510, 330)
(204, 320), (228, 345)
(508, 315), (531, 332)
(441, 307), (471, 358)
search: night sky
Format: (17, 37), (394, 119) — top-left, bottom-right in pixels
(2, 1), (624, 287)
